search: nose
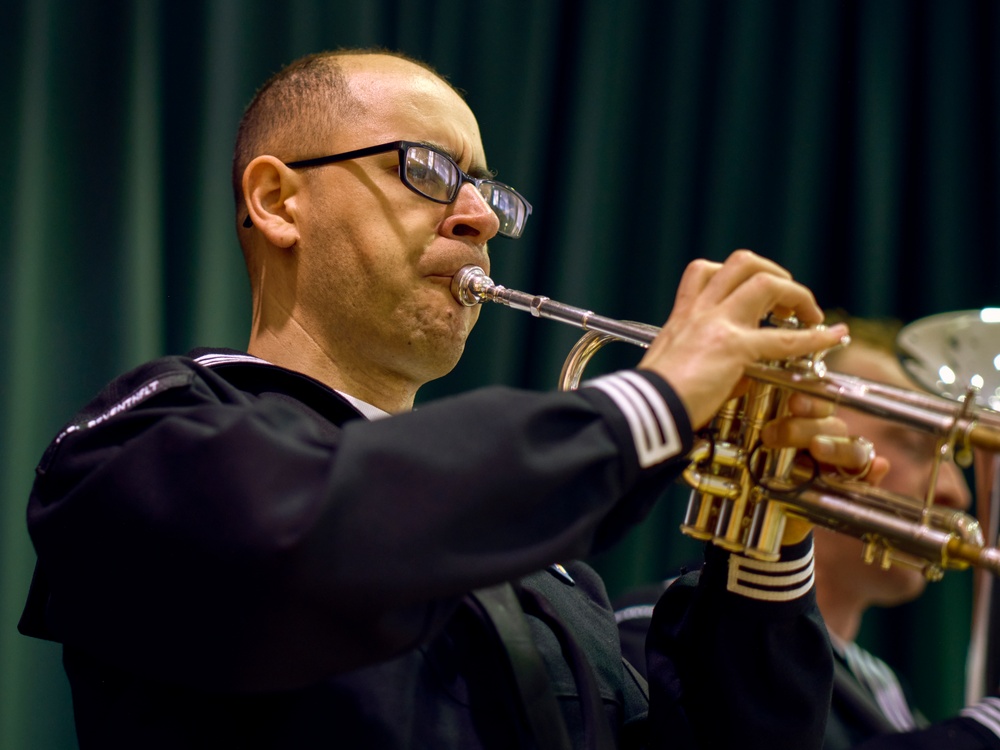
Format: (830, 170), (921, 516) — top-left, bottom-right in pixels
(441, 182), (500, 242)
(934, 459), (972, 511)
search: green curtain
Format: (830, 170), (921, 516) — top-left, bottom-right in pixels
(2, 1), (998, 746)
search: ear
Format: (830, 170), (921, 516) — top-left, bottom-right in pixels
(242, 155), (301, 248)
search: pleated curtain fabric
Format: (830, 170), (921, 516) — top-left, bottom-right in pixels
(2, 1), (998, 747)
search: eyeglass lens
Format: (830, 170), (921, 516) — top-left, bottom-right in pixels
(482, 185), (528, 238)
(406, 148), (456, 203)
(403, 145), (529, 238)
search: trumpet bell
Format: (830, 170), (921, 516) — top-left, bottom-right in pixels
(898, 308), (1000, 412)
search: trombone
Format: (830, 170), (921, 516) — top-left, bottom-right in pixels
(452, 265), (1000, 580)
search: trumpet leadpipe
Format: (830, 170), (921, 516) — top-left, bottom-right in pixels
(452, 265), (657, 348)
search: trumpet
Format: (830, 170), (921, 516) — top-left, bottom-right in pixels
(452, 265), (1000, 580)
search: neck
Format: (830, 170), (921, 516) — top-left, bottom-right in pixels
(815, 583), (865, 643)
(248, 325), (418, 415)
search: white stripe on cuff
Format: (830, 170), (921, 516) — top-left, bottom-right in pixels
(726, 542), (815, 602)
(585, 372), (681, 467)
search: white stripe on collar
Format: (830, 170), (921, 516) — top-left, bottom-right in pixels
(961, 696), (1000, 739)
(194, 353), (389, 421)
(836, 637), (918, 732)
(194, 352), (271, 367)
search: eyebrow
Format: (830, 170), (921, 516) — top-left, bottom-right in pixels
(469, 165), (496, 180)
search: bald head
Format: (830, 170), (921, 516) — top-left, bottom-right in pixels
(231, 49), (457, 227)
(232, 53), (353, 225)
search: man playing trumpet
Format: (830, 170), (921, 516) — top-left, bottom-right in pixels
(20, 48), (875, 749)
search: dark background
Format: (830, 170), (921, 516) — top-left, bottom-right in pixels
(2, 1), (997, 746)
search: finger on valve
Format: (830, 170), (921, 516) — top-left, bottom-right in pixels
(642, 320), (849, 432)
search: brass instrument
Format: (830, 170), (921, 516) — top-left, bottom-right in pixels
(896, 309), (1000, 701)
(452, 265), (1000, 581)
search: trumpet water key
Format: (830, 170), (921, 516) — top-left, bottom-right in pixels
(452, 265), (1000, 580)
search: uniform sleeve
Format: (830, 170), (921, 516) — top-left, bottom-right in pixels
(645, 537), (833, 750)
(847, 700), (1000, 750)
(24, 361), (692, 691)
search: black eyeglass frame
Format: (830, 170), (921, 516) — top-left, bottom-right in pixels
(241, 140), (532, 238)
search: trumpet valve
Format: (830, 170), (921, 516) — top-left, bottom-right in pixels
(862, 538), (893, 570)
(861, 537), (947, 581)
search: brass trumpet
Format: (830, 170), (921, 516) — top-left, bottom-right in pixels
(452, 265), (1000, 580)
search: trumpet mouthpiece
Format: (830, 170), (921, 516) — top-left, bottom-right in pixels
(452, 265), (490, 307)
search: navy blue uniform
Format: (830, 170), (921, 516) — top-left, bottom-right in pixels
(22, 349), (832, 748)
(617, 581), (1000, 750)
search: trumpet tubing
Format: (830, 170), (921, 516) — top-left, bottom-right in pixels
(453, 265), (1000, 578)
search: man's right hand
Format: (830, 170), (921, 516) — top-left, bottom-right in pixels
(638, 249), (849, 430)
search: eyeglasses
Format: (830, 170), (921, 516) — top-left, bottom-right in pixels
(242, 140), (532, 239)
